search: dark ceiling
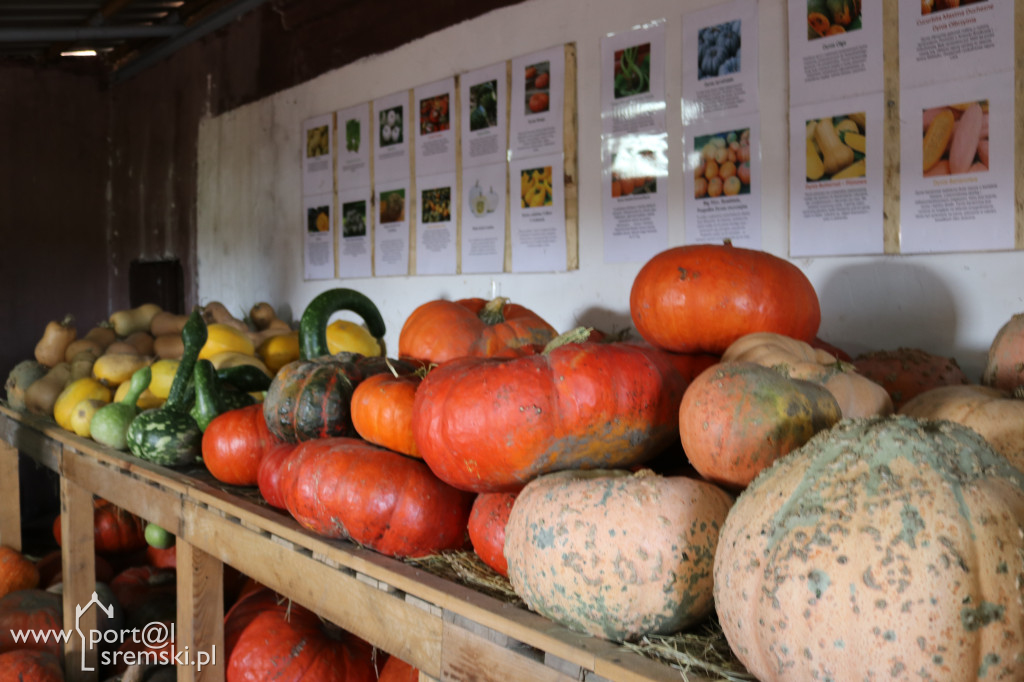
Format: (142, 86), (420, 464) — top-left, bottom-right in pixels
(0, 0), (272, 82)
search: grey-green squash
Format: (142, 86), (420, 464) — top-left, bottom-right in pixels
(90, 366), (152, 450)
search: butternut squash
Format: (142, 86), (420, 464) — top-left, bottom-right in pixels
(69, 349), (98, 381)
(249, 302), (292, 332)
(123, 331), (155, 356)
(93, 353), (152, 387)
(104, 340), (142, 355)
(153, 333), (185, 360)
(839, 130), (865, 154)
(948, 102), (983, 174)
(922, 108), (954, 173)
(814, 117), (854, 176)
(806, 143), (825, 181)
(200, 323), (255, 360)
(54, 377), (111, 431)
(831, 158), (866, 179)
(109, 303), (163, 337)
(149, 311), (190, 337)
(25, 362), (72, 417)
(34, 314), (77, 368)
(203, 301), (250, 334)
(64, 324), (116, 362)
(257, 330), (300, 374)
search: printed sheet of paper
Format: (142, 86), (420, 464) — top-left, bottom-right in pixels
(336, 187), (372, 278)
(303, 192), (335, 280)
(788, 0), (883, 107)
(600, 20), (666, 136)
(414, 78), (457, 176)
(461, 162), (508, 274)
(302, 114), (333, 196)
(373, 91), (412, 184)
(415, 171), (457, 275)
(461, 63), (508, 169)
(683, 112), (761, 248)
(510, 45), (565, 160)
(899, 71), (1014, 254)
(681, 0), (759, 122)
(374, 181), (410, 276)
(336, 103), (371, 191)
(601, 133), (668, 262)
(510, 153), (566, 272)
(899, 0), (1014, 90)
(789, 93), (884, 257)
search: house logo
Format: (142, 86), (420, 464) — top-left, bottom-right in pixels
(75, 591), (114, 672)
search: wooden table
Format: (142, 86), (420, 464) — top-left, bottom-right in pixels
(0, 406), (706, 682)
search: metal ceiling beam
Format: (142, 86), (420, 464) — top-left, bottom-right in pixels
(0, 25), (183, 41)
(110, 0), (273, 84)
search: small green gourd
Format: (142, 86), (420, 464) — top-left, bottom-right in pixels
(190, 359), (256, 431)
(126, 309), (207, 466)
(90, 366), (152, 450)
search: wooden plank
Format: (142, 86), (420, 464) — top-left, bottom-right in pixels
(176, 541), (224, 682)
(881, 0), (900, 254)
(563, 42), (578, 271)
(61, 445), (184, 534)
(180, 499), (444, 678)
(61, 477), (97, 681)
(0, 408), (62, 471)
(440, 618), (578, 682)
(0, 440), (21, 550)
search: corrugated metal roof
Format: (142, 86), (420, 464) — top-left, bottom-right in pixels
(0, 0), (271, 81)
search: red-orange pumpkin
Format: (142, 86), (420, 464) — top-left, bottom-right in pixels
(467, 492), (518, 577)
(398, 296), (557, 365)
(224, 587), (291, 660)
(146, 544), (177, 570)
(983, 312), (1024, 391)
(227, 606), (377, 682)
(280, 437), (475, 558)
(202, 403), (281, 486)
(0, 547), (39, 598)
(629, 242), (821, 354)
(53, 498), (147, 554)
(350, 372), (421, 457)
(853, 347), (968, 410)
(0, 590), (63, 657)
(412, 339), (689, 492)
(109, 565), (176, 617)
(378, 655), (419, 682)
(0, 650), (64, 681)
(256, 442), (299, 509)
(679, 362), (842, 490)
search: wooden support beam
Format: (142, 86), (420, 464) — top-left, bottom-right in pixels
(176, 541), (225, 682)
(0, 441), (21, 551)
(60, 477), (97, 681)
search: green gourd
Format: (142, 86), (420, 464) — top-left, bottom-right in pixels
(90, 366), (152, 450)
(190, 359), (256, 431)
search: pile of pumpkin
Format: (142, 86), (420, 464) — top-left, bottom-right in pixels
(5, 241), (1024, 681)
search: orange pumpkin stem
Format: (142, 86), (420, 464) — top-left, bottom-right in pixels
(478, 297), (510, 325)
(542, 326), (593, 354)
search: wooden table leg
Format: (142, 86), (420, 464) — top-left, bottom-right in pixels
(176, 540), (225, 682)
(0, 441), (21, 551)
(60, 477), (97, 681)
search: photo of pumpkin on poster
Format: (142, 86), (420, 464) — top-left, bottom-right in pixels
(922, 100), (988, 177)
(307, 205), (329, 232)
(694, 128), (752, 198)
(806, 0), (862, 41)
(524, 61), (550, 114)
(805, 113), (865, 182)
(521, 166), (553, 208)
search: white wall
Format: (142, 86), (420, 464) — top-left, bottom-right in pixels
(196, 0), (1023, 381)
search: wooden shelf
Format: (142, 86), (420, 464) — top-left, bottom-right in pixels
(0, 405), (711, 682)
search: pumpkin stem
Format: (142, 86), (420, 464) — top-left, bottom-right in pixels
(1012, 385), (1024, 400)
(478, 297), (510, 326)
(542, 326), (593, 354)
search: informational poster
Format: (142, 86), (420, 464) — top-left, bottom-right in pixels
(601, 133), (668, 262)
(510, 45), (565, 159)
(788, 0), (883, 107)
(413, 78), (456, 176)
(415, 171), (457, 275)
(461, 62), (508, 169)
(336, 103), (371, 191)
(899, 0), (1013, 90)
(681, 0), (759, 122)
(374, 181), (410, 276)
(303, 192), (335, 280)
(790, 93), (884, 257)
(461, 163), (507, 274)
(684, 112), (761, 248)
(600, 20), (666, 136)
(899, 71), (1014, 254)
(510, 153), (567, 272)
(336, 187), (372, 278)
(302, 114), (333, 197)
(373, 90), (412, 184)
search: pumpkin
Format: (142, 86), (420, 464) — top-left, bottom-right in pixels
(35, 550), (113, 588)
(899, 384), (1024, 470)
(722, 332), (893, 418)
(679, 362), (842, 490)
(505, 469), (733, 642)
(4, 360), (48, 411)
(52, 376), (111, 431)
(256, 442), (299, 509)
(350, 371), (422, 457)
(467, 492), (518, 577)
(629, 242), (821, 355)
(0, 547), (39, 598)
(0, 589), (63, 657)
(326, 319), (382, 357)
(378, 656), (419, 682)
(224, 587), (292, 660)
(398, 296), (557, 365)
(109, 565), (176, 618)
(53, 498), (147, 554)
(202, 404), (281, 486)
(412, 333), (689, 492)
(280, 437), (475, 558)
(982, 312), (1024, 392)
(0, 650), (63, 681)
(714, 416), (1024, 682)
(227, 604), (377, 682)
(853, 347), (969, 410)
(34, 314), (77, 368)
(146, 544), (177, 570)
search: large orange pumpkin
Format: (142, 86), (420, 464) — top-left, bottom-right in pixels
(629, 242), (820, 354)
(0, 650), (63, 681)
(350, 371), (421, 457)
(715, 416), (1024, 682)
(0, 590), (63, 658)
(0, 547), (39, 598)
(467, 492), (518, 577)
(412, 338), (689, 492)
(398, 296), (557, 365)
(853, 346), (968, 410)
(505, 469), (733, 642)
(53, 498), (147, 554)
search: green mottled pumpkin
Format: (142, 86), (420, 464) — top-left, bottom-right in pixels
(714, 416), (1024, 682)
(504, 468), (733, 642)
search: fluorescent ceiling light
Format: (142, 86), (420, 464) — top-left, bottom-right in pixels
(61, 49), (97, 57)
